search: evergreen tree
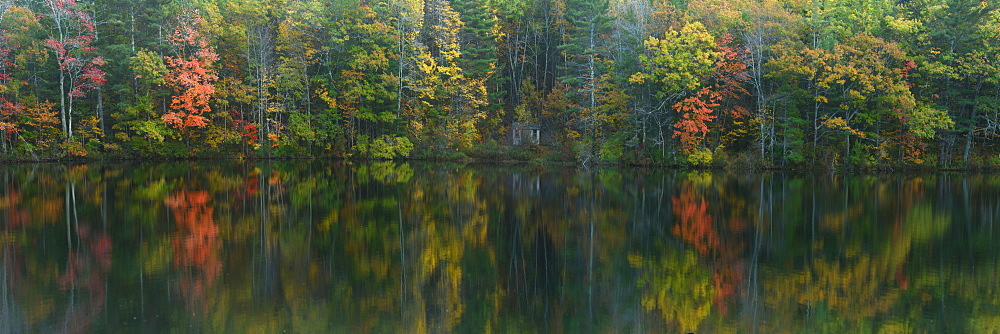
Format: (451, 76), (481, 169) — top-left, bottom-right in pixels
(557, 0), (611, 160)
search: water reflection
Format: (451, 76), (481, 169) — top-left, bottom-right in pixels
(165, 189), (219, 312)
(1, 162), (999, 333)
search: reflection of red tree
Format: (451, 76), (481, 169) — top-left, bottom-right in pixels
(712, 259), (744, 315)
(671, 185), (747, 316)
(234, 171), (259, 203)
(56, 224), (112, 333)
(165, 190), (220, 311)
(895, 263), (909, 290)
(1, 186), (30, 227)
(3, 183), (111, 332)
(672, 190), (720, 255)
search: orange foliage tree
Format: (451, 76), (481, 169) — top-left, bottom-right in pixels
(162, 10), (219, 133)
(673, 34), (750, 154)
(672, 87), (719, 153)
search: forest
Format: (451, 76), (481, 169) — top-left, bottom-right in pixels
(0, 0), (998, 168)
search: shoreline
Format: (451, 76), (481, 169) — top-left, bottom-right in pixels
(1, 156), (997, 173)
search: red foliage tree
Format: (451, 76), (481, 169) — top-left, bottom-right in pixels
(0, 34), (24, 142)
(162, 10), (219, 131)
(710, 34), (750, 118)
(672, 34), (750, 154)
(43, 0), (105, 140)
(672, 87), (719, 153)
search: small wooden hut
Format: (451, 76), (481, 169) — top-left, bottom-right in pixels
(511, 122), (540, 146)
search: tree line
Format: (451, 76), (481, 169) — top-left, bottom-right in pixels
(0, 0), (998, 168)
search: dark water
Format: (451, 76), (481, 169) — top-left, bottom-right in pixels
(1, 161), (999, 333)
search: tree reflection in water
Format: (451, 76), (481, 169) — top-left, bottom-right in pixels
(0, 163), (999, 332)
(166, 189), (220, 313)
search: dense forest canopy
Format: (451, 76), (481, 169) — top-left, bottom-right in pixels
(0, 0), (997, 168)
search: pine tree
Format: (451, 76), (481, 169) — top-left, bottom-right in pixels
(558, 0), (612, 159)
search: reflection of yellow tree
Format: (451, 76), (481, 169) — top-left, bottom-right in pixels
(356, 161), (415, 184)
(766, 179), (952, 327)
(957, 260), (1000, 333)
(405, 168), (485, 333)
(320, 162), (496, 333)
(635, 249), (716, 333)
(165, 189), (220, 311)
(1, 172), (64, 227)
(793, 255), (900, 321)
(414, 217), (465, 332)
(394, 166), (508, 333)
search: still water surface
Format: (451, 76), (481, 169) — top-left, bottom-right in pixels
(1, 161), (999, 333)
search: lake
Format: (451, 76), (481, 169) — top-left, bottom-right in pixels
(1, 161), (999, 333)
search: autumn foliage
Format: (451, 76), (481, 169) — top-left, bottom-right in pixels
(672, 87), (719, 153)
(41, 0), (106, 141)
(0, 0), (993, 167)
(671, 34), (749, 154)
(0, 34), (23, 141)
(43, 0), (106, 98)
(709, 34), (750, 119)
(162, 10), (218, 130)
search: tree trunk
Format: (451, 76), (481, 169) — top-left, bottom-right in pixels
(98, 89), (105, 134)
(962, 84), (984, 164)
(963, 107), (978, 165)
(60, 70), (67, 138)
(68, 88), (74, 140)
